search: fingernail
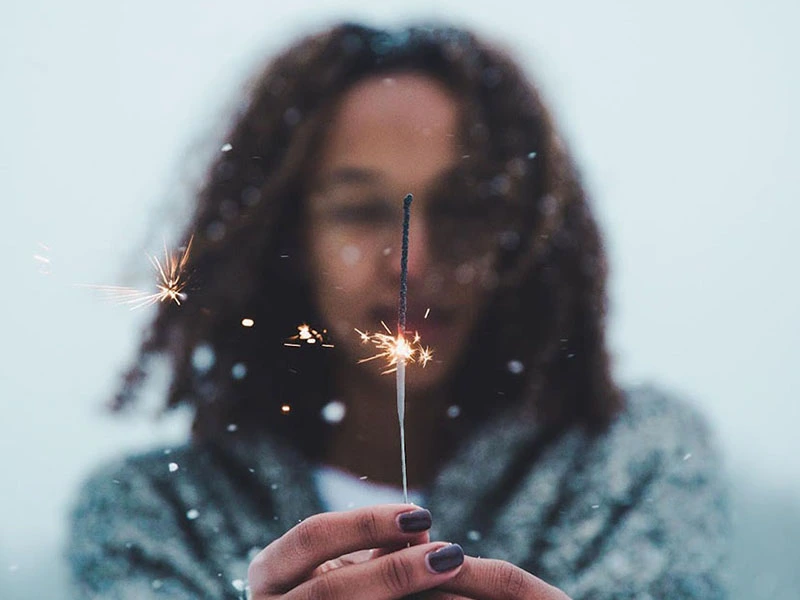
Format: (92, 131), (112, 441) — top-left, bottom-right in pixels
(397, 508), (432, 533)
(426, 544), (464, 573)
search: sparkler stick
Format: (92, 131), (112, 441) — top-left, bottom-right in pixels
(397, 193), (412, 504)
(354, 195), (431, 500)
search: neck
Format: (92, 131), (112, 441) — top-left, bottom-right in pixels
(324, 360), (449, 488)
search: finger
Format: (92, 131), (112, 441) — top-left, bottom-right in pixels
(421, 592), (473, 600)
(315, 528), (432, 577)
(314, 549), (375, 575)
(248, 504), (432, 594)
(285, 542), (465, 600)
(371, 529), (431, 559)
(437, 556), (570, 600)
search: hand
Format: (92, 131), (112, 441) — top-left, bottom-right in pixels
(422, 556), (571, 600)
(247, 504), (465, 599)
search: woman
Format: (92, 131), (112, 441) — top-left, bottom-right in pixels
(69, 22), (728, 599)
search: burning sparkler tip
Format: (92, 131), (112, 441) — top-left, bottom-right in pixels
(354, 323), (432, 374)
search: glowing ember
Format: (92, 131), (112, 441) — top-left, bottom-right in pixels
(280, 404), (291, 413)
(241, 318), (255, 327)
(284, 323), (334, 348)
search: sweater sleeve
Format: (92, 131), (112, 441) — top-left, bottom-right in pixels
(560, 392), (730, 599)
(66, 453), (245, 600)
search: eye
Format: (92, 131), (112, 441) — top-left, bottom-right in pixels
(429, 197), (490, 222)
(326, 200), (398, 225)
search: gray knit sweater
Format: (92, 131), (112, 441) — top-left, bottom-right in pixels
(68, 385), (729, 599)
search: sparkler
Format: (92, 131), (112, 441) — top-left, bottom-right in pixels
(284, 323), (335, 348)
(396, 194), (413, 503)
(80, 236), (193, 310)
(354, 194), (430, 503)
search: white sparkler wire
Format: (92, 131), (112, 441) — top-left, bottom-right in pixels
(396, 359), (408, 504)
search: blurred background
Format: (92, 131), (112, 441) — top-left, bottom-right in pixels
(1, 0), (798, 598)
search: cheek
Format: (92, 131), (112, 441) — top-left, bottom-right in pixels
(447, 252), (498, 296)
(312, 235), (372, 291)
(307, 231), (377, 332)
(448, 254), (497, 328)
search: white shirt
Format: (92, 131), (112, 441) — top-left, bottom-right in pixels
(313, 465), (425, 512)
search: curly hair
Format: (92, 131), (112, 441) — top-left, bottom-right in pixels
(113, 22), (623, 459)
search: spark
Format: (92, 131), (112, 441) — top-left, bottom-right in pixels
(241, 318), (255, 327)
(418, 345), (433, 366)
(354, 321), (432, 374)
(284, 323), (334, 348)
(424, 307), (430, 320)
(81, 236), (193, 310)
(280, 404), (291, 413)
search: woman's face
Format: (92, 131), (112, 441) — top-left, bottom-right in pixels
(305, 73), (494, 391)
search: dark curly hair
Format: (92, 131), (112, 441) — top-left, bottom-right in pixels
(113, 22), (623, 460)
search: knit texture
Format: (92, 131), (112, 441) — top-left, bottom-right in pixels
(68, 385), (729, 598)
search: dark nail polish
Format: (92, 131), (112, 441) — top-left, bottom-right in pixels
(426, 544), (464, 573)
(397, 508), (432, 533)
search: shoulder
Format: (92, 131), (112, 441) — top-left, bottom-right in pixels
(622, 382), (710, 425)
(69, 434), (307, 523)
(586, 383), (724, 490)
(76, 443), (198, 488)
(70, 442), (218, 523)
(68, 442), (263, 598)
(546, 387), (730, 599)
(606, 383), (716, 451)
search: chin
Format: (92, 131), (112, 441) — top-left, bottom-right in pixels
(353, 358), (448, 392)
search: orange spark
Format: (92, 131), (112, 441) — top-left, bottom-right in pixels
(284, 323), (335, 348)
(80, 236), (193, 310)
(354, 321), (433, 374)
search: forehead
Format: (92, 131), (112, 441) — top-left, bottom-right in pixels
(314, 72), (461, 191)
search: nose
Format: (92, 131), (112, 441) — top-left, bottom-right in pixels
(390, 212), (430, 283)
